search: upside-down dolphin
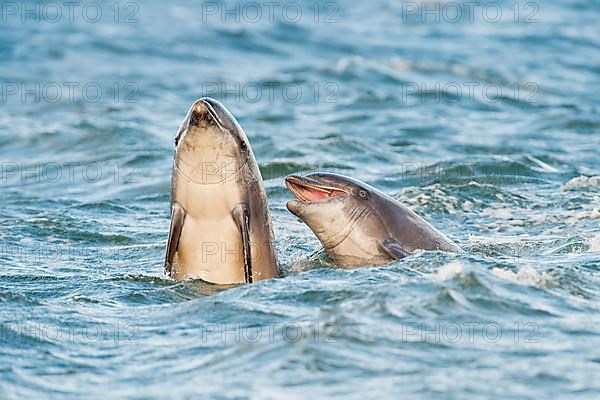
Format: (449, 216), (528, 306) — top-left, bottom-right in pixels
(285, 172), (460, 267)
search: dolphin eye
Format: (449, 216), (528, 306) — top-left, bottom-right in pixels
(240, 141), (247, 151)
(358, 189), (369, 200)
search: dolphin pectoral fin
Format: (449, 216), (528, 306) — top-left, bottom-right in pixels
(232, 203), (253, 284)
(164, 202), (186, 276)
(378, 239), (411, 260)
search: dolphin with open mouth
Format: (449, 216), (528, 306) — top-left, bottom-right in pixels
(285, 172), (461, 267)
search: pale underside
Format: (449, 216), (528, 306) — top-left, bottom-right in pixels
(171, 169), (247, 283)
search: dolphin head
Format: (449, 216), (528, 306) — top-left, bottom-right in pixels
(174, 98), (253, 184)
(285, 172), (462, 266)
(285, 173), (385, 257)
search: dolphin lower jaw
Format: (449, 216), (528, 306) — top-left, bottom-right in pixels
(285, 199), (302, 217)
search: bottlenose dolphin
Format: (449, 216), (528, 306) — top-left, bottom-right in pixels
(165, 98), (278, 283)
(285, 173), (460, 267)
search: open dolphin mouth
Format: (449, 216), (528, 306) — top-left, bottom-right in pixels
(285, 175), (347, 202)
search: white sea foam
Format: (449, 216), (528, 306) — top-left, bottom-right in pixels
(562, 176), (600, 191)
(590, 235), (600, 252)
(526, 155), (560, 173)
(491, 266), (550, 287)
(572, 208), (600, 221)
(481, 207), (514, 219)
(435, 261), (466, 281)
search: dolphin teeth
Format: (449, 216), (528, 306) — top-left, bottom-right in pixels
(285, 176), (346, 202)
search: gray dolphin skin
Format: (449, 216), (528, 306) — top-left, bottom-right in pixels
(285, 173), (461, 267)
(164, 98), (279, 283)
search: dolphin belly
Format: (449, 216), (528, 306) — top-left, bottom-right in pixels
(173, 213), (245, 282)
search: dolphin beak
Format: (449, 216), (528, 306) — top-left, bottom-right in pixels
(284, 175), (347, 202)
(189, 98), (223, 128)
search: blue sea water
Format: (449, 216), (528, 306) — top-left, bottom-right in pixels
(1, 0), (599, 398)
